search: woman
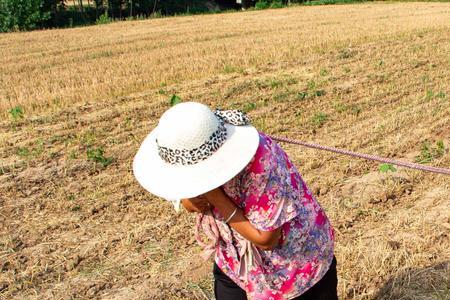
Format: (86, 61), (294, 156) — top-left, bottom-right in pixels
(133, 102), (337, 299)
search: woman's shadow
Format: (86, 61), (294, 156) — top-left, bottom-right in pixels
(373, 261), (450, 300)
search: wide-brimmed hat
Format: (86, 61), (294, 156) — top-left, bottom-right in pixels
(133, 102), (259, 201)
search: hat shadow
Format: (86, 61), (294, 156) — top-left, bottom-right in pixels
(373, 261), (450, 300)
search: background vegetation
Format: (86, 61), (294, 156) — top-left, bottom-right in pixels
(0, 0), (357, 32)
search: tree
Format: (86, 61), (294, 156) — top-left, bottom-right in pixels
(0, 0), (50, 32)
(93, 0), (105, 18)
(42, 0), (67, 27)
(241, 0), (254, 8)
(0, 0), (246, 31)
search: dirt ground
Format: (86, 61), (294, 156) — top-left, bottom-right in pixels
(1, 2), (450, 299)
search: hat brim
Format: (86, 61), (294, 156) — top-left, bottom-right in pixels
(133, 124), (260, 200)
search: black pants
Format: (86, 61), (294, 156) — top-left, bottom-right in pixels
(213, 257), (338, 300)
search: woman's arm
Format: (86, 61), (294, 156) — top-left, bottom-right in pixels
(204, 188), (281, 251)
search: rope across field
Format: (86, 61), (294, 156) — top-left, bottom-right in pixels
(270, 135), (450, 176)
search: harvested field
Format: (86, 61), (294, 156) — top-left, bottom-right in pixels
(1, 2), (449, 299)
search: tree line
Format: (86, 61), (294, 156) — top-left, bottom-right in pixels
(0, 0), (301, 32)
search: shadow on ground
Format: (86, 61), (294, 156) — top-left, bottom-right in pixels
(373, 261), (450, 300)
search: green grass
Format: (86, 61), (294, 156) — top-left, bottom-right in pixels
(169, 95), (182, 106)
(81, 130), (97, 147)
(333, 102), (362, 115)
(273, 90), (295, 102)
(95, 12), (111, 25)
(311, 112), (329, 127)
(242, 102), (257, 113)
(223, 64), (245, 74)
(8, 106), (24, 121)
(379, 163), (397, 173)
(303, 0), (366, 6)
(415, 140), (445, 164)
(295, 79), (327, 101)
(86, 147), (113, 167)
(16, 139), (44, 160)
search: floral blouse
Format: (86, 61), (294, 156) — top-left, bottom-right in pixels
(210, 132), (335, 300)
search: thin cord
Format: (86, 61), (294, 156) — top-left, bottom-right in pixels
(269, 135), (450, 176)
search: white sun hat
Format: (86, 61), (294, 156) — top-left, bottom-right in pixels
(133, 102), (260, 202)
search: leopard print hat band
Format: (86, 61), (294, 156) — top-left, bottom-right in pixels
(214, 109), (250, 126)
(157, 109), (251, 166)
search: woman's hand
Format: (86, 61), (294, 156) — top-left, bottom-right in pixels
(202, 187), (281, 251)
(181, 196), (211, 213)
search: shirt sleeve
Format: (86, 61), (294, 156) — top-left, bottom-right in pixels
(240, 134), (301, 232)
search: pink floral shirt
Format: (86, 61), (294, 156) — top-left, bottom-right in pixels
(212, 132), (335, 300)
